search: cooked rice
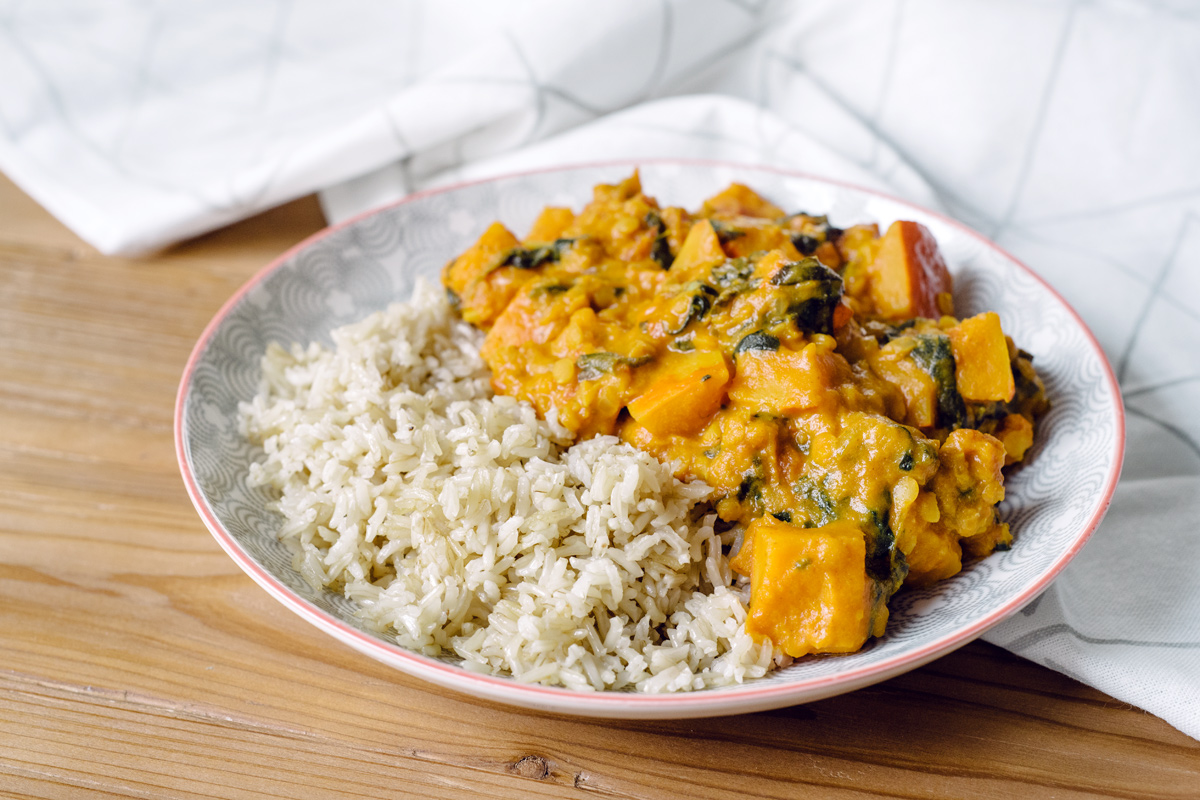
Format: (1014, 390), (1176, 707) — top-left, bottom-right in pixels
(240, 279), (781, 691)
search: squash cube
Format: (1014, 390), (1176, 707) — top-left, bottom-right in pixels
(865, 221), (953, 320)
(728, 343), (839, 415)
(442, 221), (520, 295)
(626, 351), (730, 437)
(442, 222), (524, 327)
(670, 219), (726, 279)
(738, 517), (879, 657)
(524, 207), (575, 243)
(947, 312), (1016, 402)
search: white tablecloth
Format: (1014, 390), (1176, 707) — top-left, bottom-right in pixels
(4, 0), (1198, 737)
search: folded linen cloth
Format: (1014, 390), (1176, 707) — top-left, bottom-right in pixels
(0, 0), (767, 254)
(2, 0), (1197, 737)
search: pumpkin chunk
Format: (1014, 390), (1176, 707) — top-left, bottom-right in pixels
(524, 206), (575, 243)
(733, 517), (881, 657)
(728, 343), (840, 415)
(442, 222), (524, 327)
(626, 352), (730, 437)
(948, 312), (1016, 402)
(864, 220), (953, 320)
(670, 219), (726, 279)
(701, 183), (786, 219)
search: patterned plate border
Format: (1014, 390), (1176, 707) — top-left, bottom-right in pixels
(175, 160), (1125, 719)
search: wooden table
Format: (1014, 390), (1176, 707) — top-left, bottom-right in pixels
(2, 172), (1197, 800)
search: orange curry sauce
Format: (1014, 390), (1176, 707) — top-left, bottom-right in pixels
(442, 173), (1047, 657)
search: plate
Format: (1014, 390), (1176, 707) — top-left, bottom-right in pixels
(175, 161), (1124, 718)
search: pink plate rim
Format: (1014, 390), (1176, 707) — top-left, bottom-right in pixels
(175, 158), (1126, 718)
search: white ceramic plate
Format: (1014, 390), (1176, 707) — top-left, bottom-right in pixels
(176, 161), (1124, 719)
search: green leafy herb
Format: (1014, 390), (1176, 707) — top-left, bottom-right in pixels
(711, 219), (745, 244)
(710, 257), (755, 288)
(500, 238), (575, 270)
(767, 258), (844, 335)
(666, 281), (719, 335)
(644, 211), (674, 269)
(737, 474), (763, 504)
(863, 509), (908, 588)
(909, 334), (968, 429)
(794, 475), (838, 527)
(786, 214), (843, 256)
(529, 281), (573, 298)
(769, 258), (837, 287)
(575, 351), (652, 382)
(672, 337), (695, 352)
(733, 331), (780, 355)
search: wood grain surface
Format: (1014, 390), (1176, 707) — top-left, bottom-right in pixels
(1, 172), (1197, 800)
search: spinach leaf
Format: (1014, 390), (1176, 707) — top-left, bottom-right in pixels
(791, 233), (820, 256)
(786, 214), (843, 256)
(766, 258), (844, 335)
(666, 281), (719, 335)
(863, 509), (909, 589)
(500, 238), (575, 270)
(711, 219), (746, 244)
(644, 211), (674, 269)
(795, 476), (838, 527)
(575, 352), (652, 382)
(909, 334), (967, 429)
(769, 257), (838, 287)
(733, 331), (780, 356)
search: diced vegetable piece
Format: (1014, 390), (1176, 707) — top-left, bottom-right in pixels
(735, 517), (882, 657)
(442, 222), (520, 293)
(864, 221), (953, 320)
(868, 339), (940, 428)
(524, 207), (575, 243)
(729, 343), (839, 415)
(671, 219), (726, 278)
(593, 171), (643, 204)
(626, 351), (729, 436)
(701, 183), (785, 219)
(947, 312), (1016, 402)
(441, 222), (523, 327)
(717, 217), (800, 260)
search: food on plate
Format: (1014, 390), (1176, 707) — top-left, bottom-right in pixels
(443, 172), (1047, 659)
(241, 172), (1046, 692)
(242, 282), (777, 692)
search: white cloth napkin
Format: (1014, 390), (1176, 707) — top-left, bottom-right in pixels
(3, 0), (1198, 736)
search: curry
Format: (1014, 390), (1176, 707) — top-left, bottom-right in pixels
(442, 173), (1047, 658)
